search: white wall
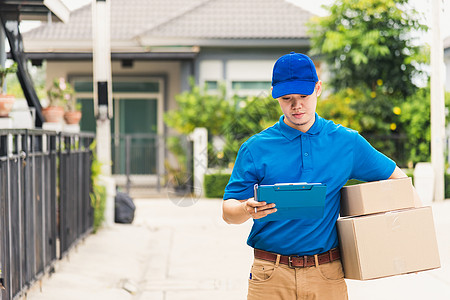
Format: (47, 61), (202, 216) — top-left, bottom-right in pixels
(199, 59), (274, 97)
(227, 60), (273, 81)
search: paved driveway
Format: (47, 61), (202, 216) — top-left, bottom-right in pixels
(26, 198), (450, 299)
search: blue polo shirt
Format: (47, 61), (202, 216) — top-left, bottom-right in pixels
(223, 114), (396, 256)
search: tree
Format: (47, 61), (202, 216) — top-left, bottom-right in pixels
(316, 85), (405, 165)
(308, 0), (428, 98)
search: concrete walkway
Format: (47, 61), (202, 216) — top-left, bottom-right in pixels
(26, 198), (450, 300)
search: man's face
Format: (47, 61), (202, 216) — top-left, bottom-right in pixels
(276, 81), (322, 132)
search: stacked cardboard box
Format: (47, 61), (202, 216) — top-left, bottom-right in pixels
(337, 177), (441, 280)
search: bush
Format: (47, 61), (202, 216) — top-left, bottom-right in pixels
(90, 141), (106, 233)
(204, 173), (231, 198)
(164, 79), (231, 135)
(92, 184), (106, 232)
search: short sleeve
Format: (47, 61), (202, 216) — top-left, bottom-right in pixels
(350, 133), (396, 182)
(223, 143), (259, 200)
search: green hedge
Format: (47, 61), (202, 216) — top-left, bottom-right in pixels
(204, 173), (231, 198)
(446, 174), (450, 199)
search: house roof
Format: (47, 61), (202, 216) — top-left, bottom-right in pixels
(141, 0), (312, 39)
(23, 0), (313, 51)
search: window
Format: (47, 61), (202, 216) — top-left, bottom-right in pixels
(205, 80), (219, 90)
(231, 81), (271, 90)
(231, 81), (272, 97)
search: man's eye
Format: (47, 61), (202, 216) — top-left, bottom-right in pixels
(282, 97), (291, 100)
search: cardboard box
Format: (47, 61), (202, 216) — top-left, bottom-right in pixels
(337, 206), (440, 280)
(340, 177), (415, 217)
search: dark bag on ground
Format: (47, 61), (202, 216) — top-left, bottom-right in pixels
(115, 192), (136, 224)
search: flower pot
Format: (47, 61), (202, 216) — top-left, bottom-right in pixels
(0, 94), (15, 117)
(64, 111), (82, 125)
(42, 106), (65, 123)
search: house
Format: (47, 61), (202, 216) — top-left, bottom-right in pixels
(22, 0), (315, 181)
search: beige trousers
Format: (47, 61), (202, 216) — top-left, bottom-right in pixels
(248, 257), (348, 300)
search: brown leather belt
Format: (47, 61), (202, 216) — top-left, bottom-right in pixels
(254, 248), (340, 268)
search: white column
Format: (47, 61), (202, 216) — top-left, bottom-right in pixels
(430, 0), (446, 202)
(92, 0), (113, 176)
(92, 0), (115, 228)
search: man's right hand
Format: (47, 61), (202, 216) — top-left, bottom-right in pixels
(222, 198), (277, 224)
(243, 198), (277, 220)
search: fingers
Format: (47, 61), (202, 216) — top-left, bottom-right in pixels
(245, 198), (277, 220)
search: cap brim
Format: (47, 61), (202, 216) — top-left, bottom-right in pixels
(272, 81), (316, 99)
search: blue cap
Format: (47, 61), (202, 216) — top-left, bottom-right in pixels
(271, 52), (318, 99)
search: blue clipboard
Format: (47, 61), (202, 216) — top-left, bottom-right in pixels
(254, 183), (326, 222)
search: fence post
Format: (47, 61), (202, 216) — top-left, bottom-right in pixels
(17, 133), (24, 296)
(5, 133), (13, 299)
(156, 135), (161, 192)
(189, 128), (208, 197)
(125, 135), (131, 194)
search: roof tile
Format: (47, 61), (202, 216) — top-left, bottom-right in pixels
(145, 0), (312, 39)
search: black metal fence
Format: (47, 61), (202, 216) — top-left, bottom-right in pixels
(0, 129), (94, 300)
(59, 132), (95, 258)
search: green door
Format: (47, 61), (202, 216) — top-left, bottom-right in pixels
(114, 98), (158, 174)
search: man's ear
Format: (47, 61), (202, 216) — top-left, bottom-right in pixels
(316, 81), (322, 97)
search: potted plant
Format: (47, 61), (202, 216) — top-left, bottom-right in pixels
(0, 62), (17, 118)
(63, 82), (82, 125)
(44, 78), (72, 123)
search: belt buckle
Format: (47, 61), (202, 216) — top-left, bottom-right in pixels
(288, 255), (299, 268)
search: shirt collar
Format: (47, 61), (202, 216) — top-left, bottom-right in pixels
(277, 113), (324, 140)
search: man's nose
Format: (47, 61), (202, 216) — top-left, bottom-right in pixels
(291, 98), (302, 108)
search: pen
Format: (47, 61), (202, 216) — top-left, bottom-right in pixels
(254, 207), (257, 213)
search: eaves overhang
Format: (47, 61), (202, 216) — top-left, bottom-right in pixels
(137, 37), (310, 48)
(17, 51), (199, 61)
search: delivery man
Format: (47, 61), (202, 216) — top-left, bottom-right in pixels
(222, 52), (410, 299)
